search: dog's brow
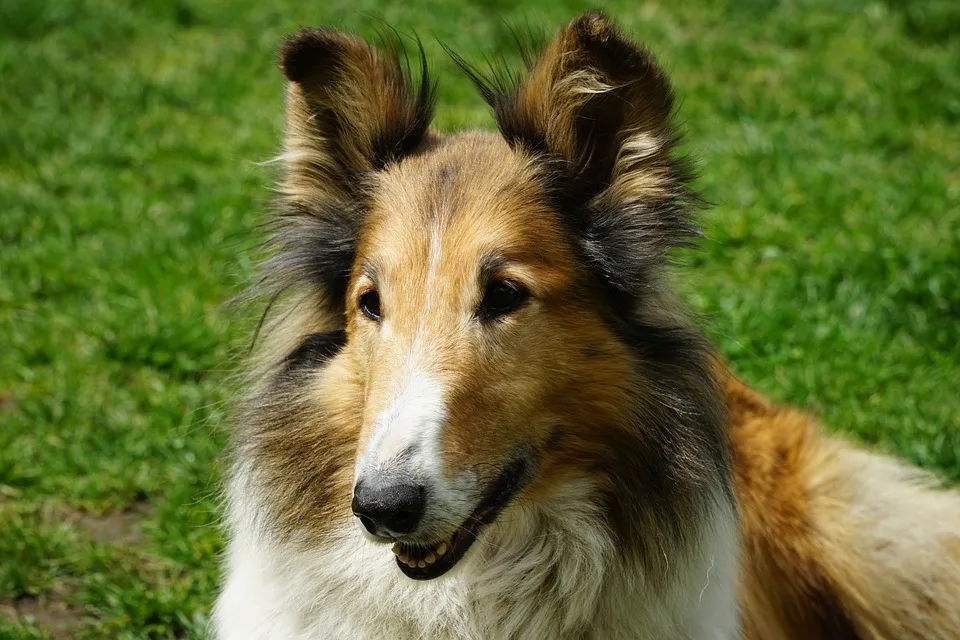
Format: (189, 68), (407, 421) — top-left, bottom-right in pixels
(360, 260), (380, 283)
(478, 253), (512, 284)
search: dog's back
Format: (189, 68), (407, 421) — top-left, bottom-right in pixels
(726, 371), (960, 639)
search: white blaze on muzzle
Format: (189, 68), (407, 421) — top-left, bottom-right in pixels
(357, 370), (447, 480)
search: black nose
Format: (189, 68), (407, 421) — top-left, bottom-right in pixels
(351, 479), (426, 536)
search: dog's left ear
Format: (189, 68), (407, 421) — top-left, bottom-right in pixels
(463, 11), (699, 296)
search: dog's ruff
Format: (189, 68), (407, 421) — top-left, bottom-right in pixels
(216, 474), (738, 639)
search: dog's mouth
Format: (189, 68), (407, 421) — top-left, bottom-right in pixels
(390, 457), (531, 580)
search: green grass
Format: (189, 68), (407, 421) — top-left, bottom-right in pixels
(1, 0), (958, 636)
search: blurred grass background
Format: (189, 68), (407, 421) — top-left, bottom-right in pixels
(1, 0), (958, 637)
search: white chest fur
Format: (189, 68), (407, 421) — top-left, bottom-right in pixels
(213, 478), (739, 639)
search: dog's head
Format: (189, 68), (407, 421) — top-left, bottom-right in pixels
(246, 11), (728, 580)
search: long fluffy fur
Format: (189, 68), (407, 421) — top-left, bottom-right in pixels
(214, 11), (960, 640)
(725, 372), (960, 639)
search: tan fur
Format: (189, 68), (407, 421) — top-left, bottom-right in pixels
(349, 136), (609, 483)
(508, 12), (678, 199)
(218, 12), (960, 640)
(231, 296), (359, 540)
(725, 369), (960, 639)
(279, 29), (434, 199)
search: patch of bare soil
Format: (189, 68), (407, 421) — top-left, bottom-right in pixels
(79, 501), (152, 546)
(60, 499), (152, 547)
(0, 390), (16, 414)
(0, 501), (155, 636)
(0, 586), (83, 639)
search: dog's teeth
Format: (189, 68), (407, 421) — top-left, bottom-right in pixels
(393, 539), (451, 568)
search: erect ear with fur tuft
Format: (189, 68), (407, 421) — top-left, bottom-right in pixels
(458, 11), (700, 298)
(259, 28), (435, 319)
(278, 27), (435, 191)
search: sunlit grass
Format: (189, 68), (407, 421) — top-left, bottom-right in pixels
(1, 0), (957, 636)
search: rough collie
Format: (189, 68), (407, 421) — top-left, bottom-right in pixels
(213, 11), (960, 639)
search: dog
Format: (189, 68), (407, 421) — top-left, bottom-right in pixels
(213, 11), (960, 639)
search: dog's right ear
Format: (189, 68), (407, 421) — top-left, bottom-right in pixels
(278, 28), (435, 199)
(262, 29), (435, 315)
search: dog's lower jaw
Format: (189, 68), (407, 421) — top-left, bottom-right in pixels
(212, 476), (740, 640)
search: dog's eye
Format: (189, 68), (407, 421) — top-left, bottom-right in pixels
(479, 281), (528, 320)
(359, 290), (382, 322)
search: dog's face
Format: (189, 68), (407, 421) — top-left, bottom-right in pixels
(248, 11), (726, 580)
(345, 137), (636, 578)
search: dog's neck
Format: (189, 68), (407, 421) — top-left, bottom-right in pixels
(219, 473), (739, 639)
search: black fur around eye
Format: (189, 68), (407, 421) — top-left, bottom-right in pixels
(359, 290), (382, 321)
(479, 281), (528, 320)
